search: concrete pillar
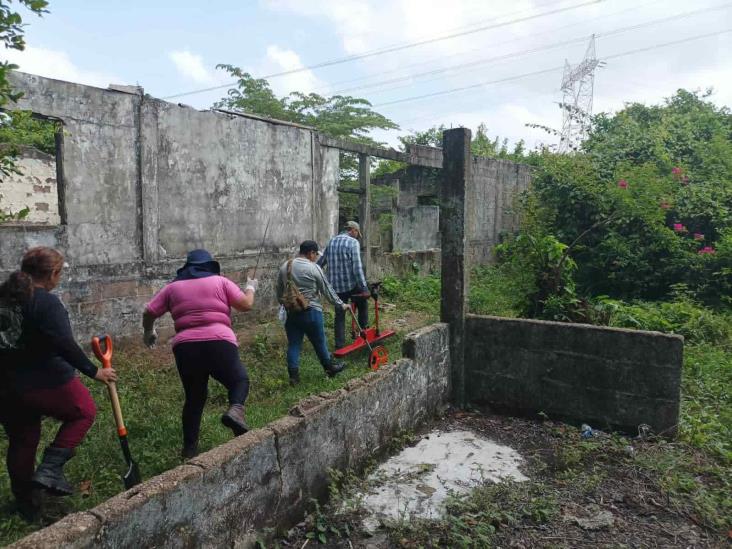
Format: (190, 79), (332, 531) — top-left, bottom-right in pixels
(440, 127), (471, 408)
(358, 153), (371, 278)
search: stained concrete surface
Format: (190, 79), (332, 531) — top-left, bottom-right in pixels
(355, 429), (527, 529)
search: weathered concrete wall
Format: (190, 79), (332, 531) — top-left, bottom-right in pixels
(467, 157), (530, 264)
(393, 205), (439, 251)
(1, 72), (339, 341)
(4, 73), (141, 266)
(386, 158), (530, 263)
(370, 250), (440, 280)
(0, 147), (60, 224)
(10, 323), (450, 549)
(465, 315), (683, 435)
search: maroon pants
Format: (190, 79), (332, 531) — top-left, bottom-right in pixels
(0, 377), (96, 499)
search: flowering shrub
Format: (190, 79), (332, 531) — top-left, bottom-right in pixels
(502, 90), (731, 311)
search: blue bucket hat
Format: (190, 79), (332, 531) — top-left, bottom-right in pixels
(175, 249), (220, 281)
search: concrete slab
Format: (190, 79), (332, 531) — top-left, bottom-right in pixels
(357, 429), (528, 528)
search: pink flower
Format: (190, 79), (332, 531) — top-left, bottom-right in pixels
(660, 201), (670, 210)
(673, 223), (686, 233)
(617, 179), (628, 189)
(693, 233), (704, 241)
(698, 246), (716, 255)
(671, 167), (682, 176)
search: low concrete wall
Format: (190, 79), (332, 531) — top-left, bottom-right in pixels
(465, 315), (683, 436)
(11, 323), (450, 548)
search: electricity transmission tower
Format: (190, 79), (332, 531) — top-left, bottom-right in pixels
(558, 35), (600, 152)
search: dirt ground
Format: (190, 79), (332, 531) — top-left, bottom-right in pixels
(275, 410), (727, 549)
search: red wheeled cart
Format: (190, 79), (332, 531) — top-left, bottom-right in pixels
(333, 282), (395, 369)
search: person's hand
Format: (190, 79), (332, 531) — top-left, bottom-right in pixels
(95, 367), (117, 385)
(245, 277), (258, 292)
(143, 329), (158, 348)
(341, 302), (351, 312)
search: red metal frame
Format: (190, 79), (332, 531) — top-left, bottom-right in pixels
(333, 290), (396, 359)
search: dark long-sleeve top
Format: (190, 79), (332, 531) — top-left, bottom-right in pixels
(11, 288), (98, 391)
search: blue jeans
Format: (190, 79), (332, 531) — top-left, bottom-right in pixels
(285, 308), (332, 373)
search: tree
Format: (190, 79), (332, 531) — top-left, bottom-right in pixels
(0, 0), (49, 222)
(214, 65), (398, 143)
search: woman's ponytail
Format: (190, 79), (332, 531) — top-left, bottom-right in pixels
(0, 270), (34, 305)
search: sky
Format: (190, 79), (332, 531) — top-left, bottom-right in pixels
(4, 0), (731, 149)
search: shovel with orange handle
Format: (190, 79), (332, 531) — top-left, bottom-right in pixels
(91, 334), (142, 489)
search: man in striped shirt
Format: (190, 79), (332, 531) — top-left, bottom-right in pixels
(318, 221), (369, 350)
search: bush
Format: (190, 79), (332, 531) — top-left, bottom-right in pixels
(381, 274), (440, 313)
(505, 90), (732, 306)
(595, 293), (731, 345)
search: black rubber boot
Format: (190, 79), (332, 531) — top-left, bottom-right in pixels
(221, 404), (249, 436)
(13, 484), (41, 522)
(32, 447), (74, 496)
(288, 369), (300, 386)
(324, 361), (345, 378)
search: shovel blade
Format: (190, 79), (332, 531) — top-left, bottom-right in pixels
(123, 460), (142, 489)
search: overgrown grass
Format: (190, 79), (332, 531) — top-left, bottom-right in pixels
(0, 310), (416, 546)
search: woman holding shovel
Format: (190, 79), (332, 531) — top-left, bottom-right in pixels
(142, 249), (257, 459)
(0, 247), (116, 520)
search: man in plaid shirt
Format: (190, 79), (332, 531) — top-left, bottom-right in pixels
(318, 221), (369, 350)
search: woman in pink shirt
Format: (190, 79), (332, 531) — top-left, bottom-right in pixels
(142, 249), (256, 458)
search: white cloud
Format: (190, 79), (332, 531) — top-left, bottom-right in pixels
(169, 49), (219, 85)
(4, 45), (123, 88)
(262, 45), (325, 95)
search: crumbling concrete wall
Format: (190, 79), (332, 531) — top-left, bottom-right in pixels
(10, 323), (450, 549)
(464, 315), (683, 435)
(393, 205), (439, 251)
(374, 157), (530, 268)
(0, 147), (60, 224)
(467, 157), (530, 264)
(370, 249), (441, 281)
(1, 72), (339, 341)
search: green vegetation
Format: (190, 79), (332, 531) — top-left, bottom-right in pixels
(0, 110), (57, 155)
(506, 90), (731, 314)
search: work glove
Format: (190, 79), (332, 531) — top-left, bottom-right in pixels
(245, 277), (258, 292)
(143, 329), (158, 348)
(341, 303), (351, 312)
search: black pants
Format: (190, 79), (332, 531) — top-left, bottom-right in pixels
(334, 289), (369, 350)
(173, 340), (249, 448)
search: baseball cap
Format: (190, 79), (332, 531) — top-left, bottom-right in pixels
(344, 221), (361, 236)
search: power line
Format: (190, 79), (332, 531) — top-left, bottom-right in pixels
(328, 3), (731, 97)
(372, 28), (732, 108)
(162, 0), (604, 100)
(315, 0), (664, 95)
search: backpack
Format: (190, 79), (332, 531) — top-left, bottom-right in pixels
(0, 301), (24, 351)
(281, 260), (310, 313)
